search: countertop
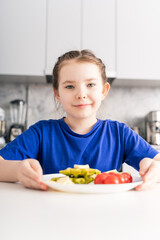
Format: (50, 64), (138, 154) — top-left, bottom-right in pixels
(1, 179), (160, 240)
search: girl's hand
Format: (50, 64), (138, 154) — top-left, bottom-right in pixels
(136, 157), (160, 191)
(17, 159), (48, 190)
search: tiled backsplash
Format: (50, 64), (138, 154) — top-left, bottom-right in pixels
(1, 82), (160, 140)
(0, 83), (27, 129)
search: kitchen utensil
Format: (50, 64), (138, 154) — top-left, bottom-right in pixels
(9, 99), (26, 142)
(146, 111), (160, 145)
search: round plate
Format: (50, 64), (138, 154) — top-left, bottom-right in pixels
(42, 174), (143, 194)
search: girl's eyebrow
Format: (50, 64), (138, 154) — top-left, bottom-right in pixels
(62, 78), (97, 85)
(62, 80), (75, 85)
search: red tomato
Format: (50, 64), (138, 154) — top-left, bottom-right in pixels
(94, 173), (108, 184)
(120, 173), (133, 183)
(94, 172), (133, 184)
(103, 175), (120, 184)
(116, 174), (125, 184)
(107, 172), (133, 184)
(106, 172), (117, 176)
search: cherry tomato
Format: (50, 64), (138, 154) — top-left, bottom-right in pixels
(106, 172), (117, 176)
(120, 173), (133, 183)
(94, 173), (108, 184)
(116, 174), (125, 183)
(94, 172), (133, 184)
(103, 175), (120, 184)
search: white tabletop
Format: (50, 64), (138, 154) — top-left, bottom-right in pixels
(1, 179), (160, 240)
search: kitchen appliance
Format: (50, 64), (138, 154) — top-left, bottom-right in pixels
(146, 111), (160, 145)
(0, 107), (6, 147)
(9, 99), (26, 142)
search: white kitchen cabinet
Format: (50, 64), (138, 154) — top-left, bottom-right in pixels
(117, 0), (160, 80)
(46, 0), (116, 78)
(45, 0), (81, 75)
(1, 0), (116, 79)
(0, 0), (46, 76)
(82, 0), (116, 78)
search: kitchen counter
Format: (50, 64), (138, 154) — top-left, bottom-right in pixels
(1, 180), (160, 240)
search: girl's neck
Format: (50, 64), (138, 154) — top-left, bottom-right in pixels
(64, 117), (97, 134)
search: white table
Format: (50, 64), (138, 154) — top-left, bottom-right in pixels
(1, 179), (160, 240)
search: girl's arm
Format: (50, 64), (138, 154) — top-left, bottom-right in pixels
(136, 153), (160, 190)
(153, 153), (160, 161)
(0, 156), (20, 182)
(0, 156), (48, 190)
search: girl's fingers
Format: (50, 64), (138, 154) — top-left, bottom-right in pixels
(18, 159), (48, 190)
(136, 180), (154, 191)
(139, 158), (152, 177)
(20, 159), (42, 182)
(142, 161), (160, 183)
(137, 159), (160, 191)
(20, 174), (48, 190)
(29, 159), (43, 176)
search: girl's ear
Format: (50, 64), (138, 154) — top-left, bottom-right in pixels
(102, 82), (110, 100)
(53, 88), (61, 103)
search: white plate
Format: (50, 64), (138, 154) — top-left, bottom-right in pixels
(42, 174), (143, 194)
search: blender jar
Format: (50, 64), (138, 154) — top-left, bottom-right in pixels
(9, 99), (26, 141)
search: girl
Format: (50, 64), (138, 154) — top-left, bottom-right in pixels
(0, 50), (160, 191)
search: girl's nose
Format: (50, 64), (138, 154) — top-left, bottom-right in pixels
(76, 87), (87, 100)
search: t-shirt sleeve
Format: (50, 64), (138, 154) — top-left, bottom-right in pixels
(122, 124), (159, 171)
(0, 123), (41, 161)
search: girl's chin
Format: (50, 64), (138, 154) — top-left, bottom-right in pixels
(66, 114), (97, 121)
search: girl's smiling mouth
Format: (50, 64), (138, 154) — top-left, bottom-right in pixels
(74, 104), (91, 108)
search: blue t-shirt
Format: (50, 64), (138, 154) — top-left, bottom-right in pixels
(0, 118), (158, 174)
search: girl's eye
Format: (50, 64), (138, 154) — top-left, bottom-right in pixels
(88, 83), (95, 87)
(65, 85), (74, 89)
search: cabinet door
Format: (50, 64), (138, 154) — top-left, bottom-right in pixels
(82, 0), (116, 78)
(46, 0), (81, 75)
(117, 0), (160, 80)
(0, 0), (46, 76)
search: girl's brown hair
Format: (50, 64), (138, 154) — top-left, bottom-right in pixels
(52, 49), (108, 90)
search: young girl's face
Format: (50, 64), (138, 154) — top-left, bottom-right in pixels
(54, 60), (110, 122)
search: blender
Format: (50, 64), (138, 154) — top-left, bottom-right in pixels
(0, 107), (6, 147)
(9, 99), (27, 142)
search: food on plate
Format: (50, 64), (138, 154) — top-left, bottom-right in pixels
(50, 165), (133, 185)
(74, 164), (90, 169)
(51, 164), (101, 184)
(59, 165), (100, 178)
(51, 176), (74, 184)
(94, 171), (133, 184)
